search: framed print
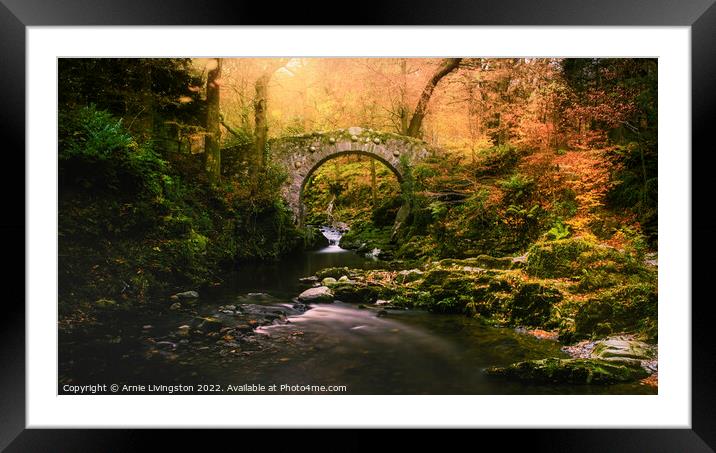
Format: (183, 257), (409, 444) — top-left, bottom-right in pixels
(3, 0), (715, 449)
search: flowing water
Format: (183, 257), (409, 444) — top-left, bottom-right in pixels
(59, 227), (655, 395)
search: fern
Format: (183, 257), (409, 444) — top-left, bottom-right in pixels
(547, 220), (570, 240)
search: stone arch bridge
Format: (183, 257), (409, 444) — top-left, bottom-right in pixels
(271, 127), (432, 224)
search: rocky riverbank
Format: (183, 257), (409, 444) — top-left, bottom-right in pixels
(60, 236), (657, 392)
(291, 237), (658, 387)
(145, 292), (313, 360)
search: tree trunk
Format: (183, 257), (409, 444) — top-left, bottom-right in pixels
(253, 71), (271, 173)
(204, 58), (222, 183)
(406, 58), (462, 138)
(139, 60), (154, 141)
(370, 158), (377, 207)
(399, 58), (409, 135)
(252, 60), (288, 173)
(333, 159), (341, 180)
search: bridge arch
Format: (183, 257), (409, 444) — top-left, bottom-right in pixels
(271, 127), (431, 224)
(298, 150), (403, 223)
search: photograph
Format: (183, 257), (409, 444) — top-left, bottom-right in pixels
(2, 0), (710, 444)
(57, 56), (659, 396)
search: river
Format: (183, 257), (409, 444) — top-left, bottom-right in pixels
(58, 227), (655, 395)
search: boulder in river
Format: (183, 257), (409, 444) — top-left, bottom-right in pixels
(298, 286), (334, 303)
(315, 267), (352, 280)
(332, 282), (382, 304)
(177, 325), (191, 336)
(199, 317), (224, 333)
(321, 277), (337, 286)
(171, 290), (199, 300)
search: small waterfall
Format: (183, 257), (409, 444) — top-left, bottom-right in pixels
(320, 226), (343, 247)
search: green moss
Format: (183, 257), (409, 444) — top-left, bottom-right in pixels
(395, 235), (433, 260)
(573, 282), (658, 341)
(332, 283), (387, 304)
(525, 238), (596, 278)
(315, 267), (353, 280)
(408, 267), (562, 326)
(509, 282), (563, 327)
(339, 222), (393, 251)
(485, 357), (649, 384)
(526, 238), (650, 281)
(301, 225), (330, 250)
(417, 269), (486, 310)
(437, 255), (514, 270)
(390, 290), (434, 310)
(395, 269), (424, 284)
(58, 107), (308, 318)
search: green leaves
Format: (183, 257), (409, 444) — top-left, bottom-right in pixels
(546, 220), (571, 240)
(505, 203), (541, 219)
(472, 144), (520, 177)
(428, 201), (448, 220)
(499, 173), (535, 204)
(59, 105), (133, 160)
(59, 105), (169, 197)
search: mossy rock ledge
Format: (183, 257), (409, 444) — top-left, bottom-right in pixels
(332, 282), (387, 304)
(485, 357), (648, 384)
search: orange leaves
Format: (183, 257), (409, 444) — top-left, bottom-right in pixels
(553, 148), (613, 236)
(363, 270), (397, 286)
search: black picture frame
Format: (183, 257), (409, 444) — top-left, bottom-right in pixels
(2, 0), (713, 449)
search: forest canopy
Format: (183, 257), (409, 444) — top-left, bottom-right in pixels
(58, 56), (657, 303)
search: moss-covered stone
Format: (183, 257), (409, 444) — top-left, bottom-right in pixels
(485, 357), (649, 384)
(395, 269), (424, 284)
(315, 267), (353, 280)
(509, 282), (562, 327)
(332, 283), (386, 304)
(395, 235), (433, 260)
(418, 270), (494, 312)
(301, 225), (330, 250)
(526, 238), (647, 282)
(591, 339), (655, 361)
(431, 296), (472, 314)
(339, 223), (393, 252)
(573, 283), (657, 340)
(471, 255), (514, 270)
(525, 238), (596, 278)
(390, 291), (434, 309)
